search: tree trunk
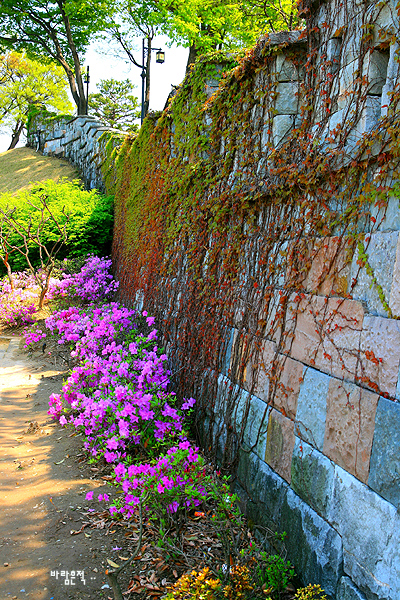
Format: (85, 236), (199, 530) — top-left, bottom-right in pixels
(143, 36), (152, 119)
(186, 44), (198, 72)
(57, 0), (87, 114)
(5, 261), (13, 291)
(8, 120), (24, 149)
(1, 256), (14, 291)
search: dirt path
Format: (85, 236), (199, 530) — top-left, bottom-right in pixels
(0, 336), (134, 600)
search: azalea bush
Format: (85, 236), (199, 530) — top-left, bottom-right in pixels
(0, 272), (43, 327)
(0, 287), (37, 326)
(45, 302), (203, 523)
(48, 254), (119, 303)
(20, 255), (305, 599)
(23, 256), (204, 526)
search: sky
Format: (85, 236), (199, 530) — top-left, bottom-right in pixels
(0, 35), (189, 152)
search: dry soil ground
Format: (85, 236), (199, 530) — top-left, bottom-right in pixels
(0, 336), (143, 600)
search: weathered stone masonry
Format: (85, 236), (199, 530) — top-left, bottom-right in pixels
(27, 1), (400, 599)
(27, 114), (122, 191)
(210, 2), (400, 597)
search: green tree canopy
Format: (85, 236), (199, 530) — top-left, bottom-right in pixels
(104, 0), (298, 120)
(110, 0), (299, 71)
(0, 52), (73, 149)
(89, 78), (140, 131)
(0, 178), (114, 272)
(0, 0), (111, 114)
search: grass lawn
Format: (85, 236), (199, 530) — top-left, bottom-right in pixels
(0, 147), (80, 195)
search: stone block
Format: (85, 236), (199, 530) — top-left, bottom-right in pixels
(275, 82), (300, 115)
(238, 451), (288, 527)
(365, 50), (389, 96)
(272, 114), (295, 146)
(238, 451), (343, 596)
(228, 328), (243, 379)
(261, 123), (272, 152)
(271, 354), (303, 420)
(245, 339), (276, 401)
(291, 437), (335, 519)
(295, 366), (330, 450)
(350, 231), (399, 317)
(368, 396), (400, 509)
(387, 41), (399, 82)
(325, 109), (345, 139)
(288, 294), (364, 381)
(305, 236), (353, 297)
(221, 328), (235, 375)
(389, 234), (400, 315)
(359, 315), (400, 397)
(64, 133), (80, 145)
(232, 385), (251, 430)
(336, 576), (368, 600)
(323, 380), (378, 483)
(275, 54), (300, 82)
(381, 80), (395, 117)
(240, 394), (270, 460)
(330, 465), (400, 599)
(326, 38), (342, 73)
(304, 236), (353, 296)
(354, 95), (382, 137)
(281, 488), (343, 597)
(374, 1), (399, 34)
(52, 129), (67, 140)
(265, 408), (295, 483)
(371, 193), (400, 233)
(338, 60), (359, 109)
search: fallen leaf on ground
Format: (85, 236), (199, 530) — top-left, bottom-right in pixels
(70, 523), (88, 535)
(107, 558), (120, 568)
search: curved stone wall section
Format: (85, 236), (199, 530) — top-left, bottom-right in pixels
(27, 115), (124, 191)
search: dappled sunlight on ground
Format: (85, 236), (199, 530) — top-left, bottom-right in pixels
(0, 336), (115, 599)
(0, 147), (79, 195)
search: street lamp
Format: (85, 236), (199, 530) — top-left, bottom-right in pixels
(141, 39), (165, 125)
(83, 65), (90, 115)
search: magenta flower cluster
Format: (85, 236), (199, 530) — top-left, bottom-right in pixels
(24, 324), (47, 346)
(0, 285), (37, 326)
(48, 304), (203, 520)
(49, 255), (119, 303)
(22, 256), (205, 522)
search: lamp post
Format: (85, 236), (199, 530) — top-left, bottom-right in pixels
(140, 39), (165, 125)
(83, 65), (90, 115)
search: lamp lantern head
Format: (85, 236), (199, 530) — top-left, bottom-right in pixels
(156, 49), (165, 64)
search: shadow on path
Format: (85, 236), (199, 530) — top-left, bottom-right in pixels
(0, 336), (115, 600)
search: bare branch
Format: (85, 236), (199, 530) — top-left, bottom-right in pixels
(0, 194), (70, 308)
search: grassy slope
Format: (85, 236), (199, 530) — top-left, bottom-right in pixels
(0, 147), (80, 195)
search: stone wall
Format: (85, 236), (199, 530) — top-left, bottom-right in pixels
(109, 0), (400, 595)
(29, 1), (400, 598)
(27, 114), (124, 191)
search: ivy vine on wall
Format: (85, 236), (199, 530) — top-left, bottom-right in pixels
(103, 0), (400, 474)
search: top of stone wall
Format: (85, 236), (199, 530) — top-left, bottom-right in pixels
(251, 30), (307, 62)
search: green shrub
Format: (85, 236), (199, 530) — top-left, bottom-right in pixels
(0, 178), (114, 272)
(254, 553), (295, 592)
